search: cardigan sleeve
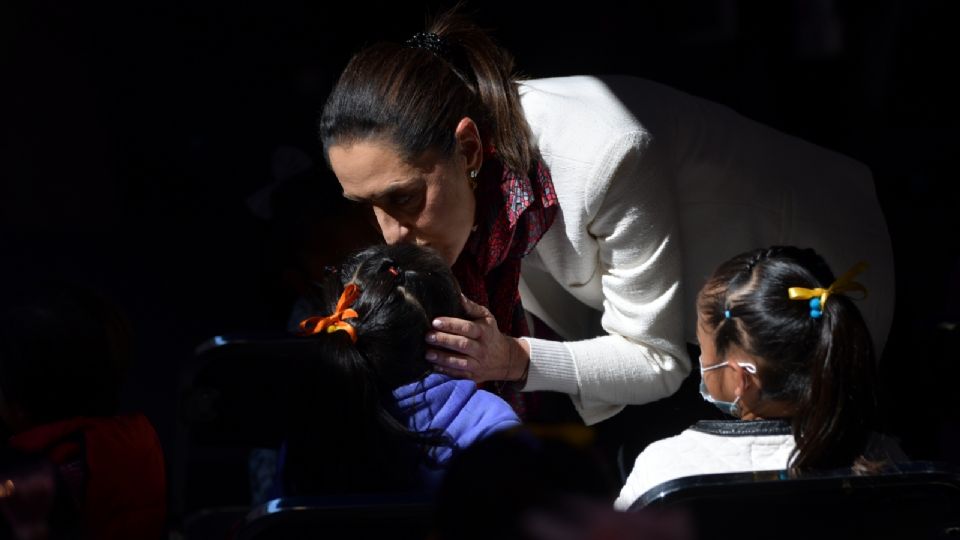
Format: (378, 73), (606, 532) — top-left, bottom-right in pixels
(521, 131), (690, 425)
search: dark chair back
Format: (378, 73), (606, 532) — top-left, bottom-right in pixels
(173, 335), (325, 537)
(181, 334), (322, 448)
(236, 493), (434, 540)
(632, 461), (960, 540)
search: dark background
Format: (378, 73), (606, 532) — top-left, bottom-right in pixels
(3, 0), (958, 521)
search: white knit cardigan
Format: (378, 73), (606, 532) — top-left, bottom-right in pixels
(516, 76), (894, 425)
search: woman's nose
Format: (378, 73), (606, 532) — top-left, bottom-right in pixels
(374, 208), (412, 244)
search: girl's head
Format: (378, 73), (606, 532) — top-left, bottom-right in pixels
(696, 246), (878, 468)
(305, 242), (464, 389)
(320, 8), (534, 265)
(284, 243), (464, 494)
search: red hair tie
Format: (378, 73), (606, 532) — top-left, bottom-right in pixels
(298, 283), (361, 343)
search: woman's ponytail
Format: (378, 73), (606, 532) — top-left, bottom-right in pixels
(428, 9), (534, 172)
(320, 6), (535, 175)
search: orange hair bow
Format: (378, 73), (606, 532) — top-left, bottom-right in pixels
(298, 283), (361, 343)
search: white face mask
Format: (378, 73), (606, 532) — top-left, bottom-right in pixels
(698, 356), (757, 417)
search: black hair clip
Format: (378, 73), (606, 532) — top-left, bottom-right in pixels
(405, 32), (452, 60)
(403, 31), (475, 90)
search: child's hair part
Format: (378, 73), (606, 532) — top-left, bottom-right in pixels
(697, 246), (878, 469)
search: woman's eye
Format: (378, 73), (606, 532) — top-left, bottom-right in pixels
(391, 192), (420, 210)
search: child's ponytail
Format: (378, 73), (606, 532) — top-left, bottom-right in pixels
(792, 292), (878, 469)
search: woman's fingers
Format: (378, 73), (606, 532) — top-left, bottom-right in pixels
(426, 349), (471, 370)
(426, 329), (480, 357)
(431, 316), (481, 340)
(423, 296), (523, 384)
(459, 293), (491, 319)
(426, 348), (476, 379)
(432, 364), (474, 380)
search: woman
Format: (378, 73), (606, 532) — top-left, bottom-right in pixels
(318, 10), (894, 425)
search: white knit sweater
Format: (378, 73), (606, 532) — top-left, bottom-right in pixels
(516, 76), (894, 425)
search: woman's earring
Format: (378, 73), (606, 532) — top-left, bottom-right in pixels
(468, 169), (478, 190)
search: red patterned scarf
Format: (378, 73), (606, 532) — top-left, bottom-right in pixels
(452, 157), (559, 418)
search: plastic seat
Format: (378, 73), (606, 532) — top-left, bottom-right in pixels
(631, 461), (960, 540)
(181, 334), (322, 448)
(235, 493), (434, 540)
(173, 335), (322, 536)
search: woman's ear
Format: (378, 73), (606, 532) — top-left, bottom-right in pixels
(454, 117), (483, 173)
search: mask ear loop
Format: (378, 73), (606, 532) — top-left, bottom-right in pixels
(731, 362), (759, 417)
(730, 395), (743, 417)
(735, 362), (758, 374)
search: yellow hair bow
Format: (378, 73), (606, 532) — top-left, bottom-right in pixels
(788, 261), (868, 318)
(298, 283), (361, 343)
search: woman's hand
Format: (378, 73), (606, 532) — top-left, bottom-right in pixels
(425, 294), (530, 383)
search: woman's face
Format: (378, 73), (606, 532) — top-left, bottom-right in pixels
(329, 140), (476, 266)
